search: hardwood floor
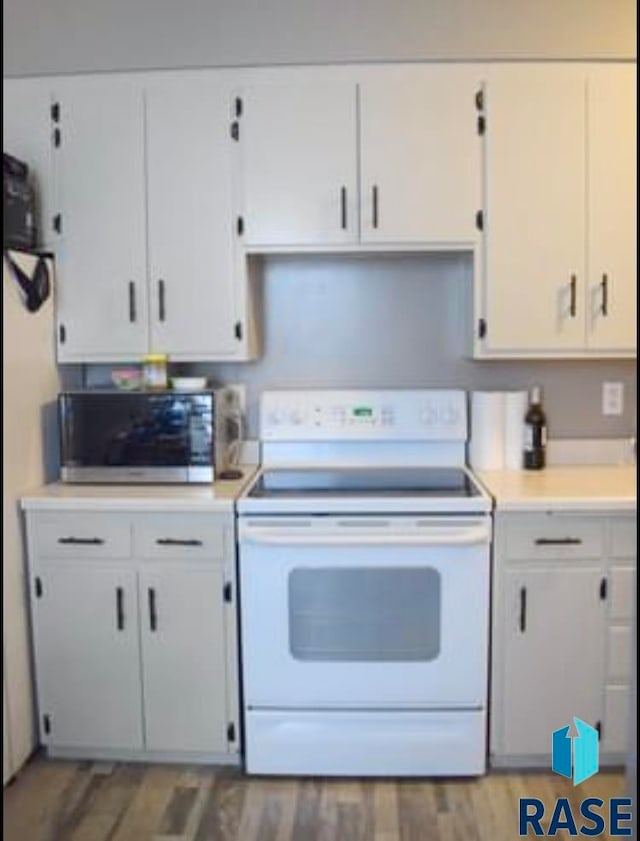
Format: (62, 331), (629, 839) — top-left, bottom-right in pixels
(3, 754), (627, 841)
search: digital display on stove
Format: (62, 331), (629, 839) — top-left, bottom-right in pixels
(352, 406), (373, 418)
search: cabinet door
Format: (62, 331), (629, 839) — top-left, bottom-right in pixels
(53, 80), (148, 361)
(586, 65), (637, 352)
(359, 67), (481, 245)
(240, 80), (358, 246)
(146, 78), (240, 359)
(139, 566), (229, 752)
(31, 566), (143, 749)
(500, 566), (605, 756)
(483, 66), (586, 352)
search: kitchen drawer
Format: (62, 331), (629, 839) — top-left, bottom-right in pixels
(610, 519), (637, 559)
(29, 512), (131, 560)
(606, 625), (632, 683)
(134, 514), (226, 560)
(608, 564), (635, 621)
(601, 685), (630, 755)
(504, 517), (604, 561)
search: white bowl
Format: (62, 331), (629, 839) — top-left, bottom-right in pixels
(170, 377), (208, 391)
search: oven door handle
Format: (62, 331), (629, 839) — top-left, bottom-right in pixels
(240, 526), (490, 547)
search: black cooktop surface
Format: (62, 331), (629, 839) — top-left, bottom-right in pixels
(248, 467), (483, 499)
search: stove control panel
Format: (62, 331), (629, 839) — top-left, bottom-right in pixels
(261, 390), (467, 441)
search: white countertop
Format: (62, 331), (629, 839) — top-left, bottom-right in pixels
(20, 466), (259, 512)
(476, 465), (637, 512)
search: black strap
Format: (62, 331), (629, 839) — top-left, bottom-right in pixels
(4, 251), (51, 312)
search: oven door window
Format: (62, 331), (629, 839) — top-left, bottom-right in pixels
(289, 567), (440, 662)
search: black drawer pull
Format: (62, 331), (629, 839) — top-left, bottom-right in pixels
(148, 588), (158, 631)
(116, 587), (125, 631)
(534, 537), (583, 546)
(372, 184), (379, 229)
(156, 538), (203, 547)
(519, 587), (527, 632)
(569, 275), (577, 317)
(58, 537), (105, 545)
(340, 186), (347, 230)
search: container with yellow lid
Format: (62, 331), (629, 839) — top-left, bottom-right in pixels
(143, 353), (168, 390)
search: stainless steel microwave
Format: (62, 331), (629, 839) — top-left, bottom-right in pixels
(58, 390), (223, 483)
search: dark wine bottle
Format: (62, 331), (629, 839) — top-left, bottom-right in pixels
(523, 385), (547, 470)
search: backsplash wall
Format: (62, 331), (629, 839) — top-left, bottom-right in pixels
(98, 253), (636, 440)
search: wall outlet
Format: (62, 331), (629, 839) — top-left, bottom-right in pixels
(223, 383), (247, 417)
(602, 382), (624, 416)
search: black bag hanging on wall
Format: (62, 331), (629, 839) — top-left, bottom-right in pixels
(4, 250), (51, 313)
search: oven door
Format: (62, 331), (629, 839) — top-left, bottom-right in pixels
(238, 515), (491, 709)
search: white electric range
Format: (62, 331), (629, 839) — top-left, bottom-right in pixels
(237, 389), (492, 776)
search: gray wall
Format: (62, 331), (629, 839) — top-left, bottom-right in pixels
(162, 255), (636, 438)
(3, 0), (636, 77)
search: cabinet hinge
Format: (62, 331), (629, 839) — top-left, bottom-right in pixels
(50, 102), (61, 123)
(478, 318), (487, 340)
(43, 714), (51, 734)
(234, 97), (243, 118)
(475, 89), (484, 112)
(53, 213), (63, 234)
(236, 216), (244, 236)
(477, 115), (486, 136)
(59, 324), (67, 344)
(230, 121), (240, 141)
(35, 577), (43, 598)
(223, 581), (233, 603)
(475, 210), (484, 232)
(599, 577), (608, 600)
(227, 722), (236, 743)
(53, 127), (62, 148)
(234, 321), (243, 341)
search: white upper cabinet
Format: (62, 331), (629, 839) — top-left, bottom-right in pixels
(53, 80), (149, 360)
(145, 77), (241, 358)
(237, 68), (481, 249)
(359, 67), (481, 245)
(239, 81), (358, 246)
(477, 63), (636, 358)
(586, 65), (637, 351)
(52, 75), (254, 363)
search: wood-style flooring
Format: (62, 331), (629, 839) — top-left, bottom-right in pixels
(3, 753), (628, 841)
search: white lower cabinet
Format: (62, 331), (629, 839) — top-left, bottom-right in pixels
(25, 509), (239, 761)
(491, 512), (636, 766)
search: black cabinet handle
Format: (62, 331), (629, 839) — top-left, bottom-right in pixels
(58, 537), (105, 545)
(116, 587), (125, 631)
(519, 587), (527, 632)
(158, 279), (166, 322)
(569, 275), (577, 317)
(372, 185), (379, 229)
(534, 537), (583, 546)
(148, 588), (157, 631)
(155, 538), (203, 547)
(600, 274), (609, 316)
(128, 281), (136, 323)
(340, 186), (347, 230)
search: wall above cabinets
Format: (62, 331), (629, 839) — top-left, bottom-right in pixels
(3, 61), (636, 364)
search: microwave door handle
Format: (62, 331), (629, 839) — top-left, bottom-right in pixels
(241, 526), (490, 547)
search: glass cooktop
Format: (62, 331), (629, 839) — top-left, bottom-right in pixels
(248, 467), (483, 499)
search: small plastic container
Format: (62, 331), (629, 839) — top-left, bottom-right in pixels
(143, 353), (168, 390)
